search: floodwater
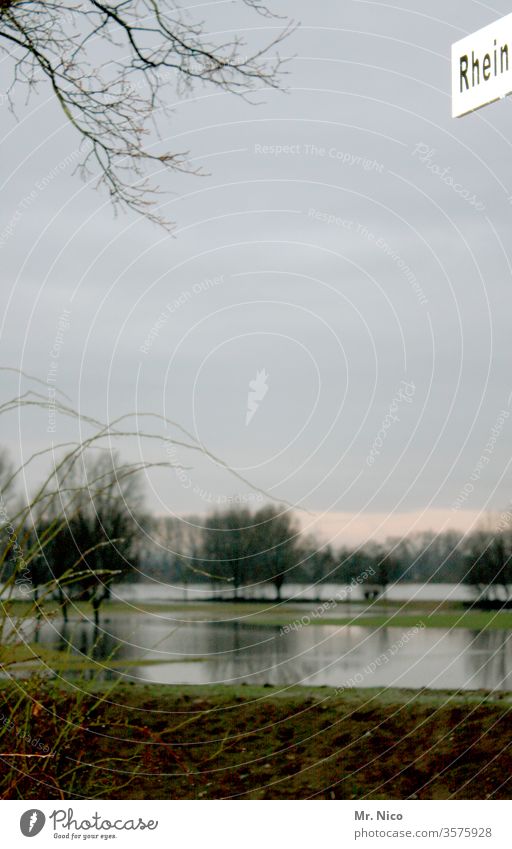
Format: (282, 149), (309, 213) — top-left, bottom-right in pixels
(25, 610), (512, 692)
(113, 581), (478, 603)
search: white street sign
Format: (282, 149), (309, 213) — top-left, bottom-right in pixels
(452, 13), (512, 117)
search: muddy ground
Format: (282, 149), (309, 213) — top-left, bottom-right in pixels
(1, 684), (511, 799)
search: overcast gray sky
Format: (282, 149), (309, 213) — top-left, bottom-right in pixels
(2, 0), (512, 545)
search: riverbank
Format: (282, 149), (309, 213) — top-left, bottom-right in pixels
(1, 683), (511, 799)
(4, 597), (512, 631)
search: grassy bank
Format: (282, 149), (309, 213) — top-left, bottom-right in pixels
(314, 611), (512, 631)
(4, 597), (512, 631)
(1, 682), (511, 800)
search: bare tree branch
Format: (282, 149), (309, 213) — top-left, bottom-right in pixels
(0, 0), (292, 227)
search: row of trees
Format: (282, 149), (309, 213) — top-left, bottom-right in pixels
(3, 442), (512, 614)
(141, 515), (512, 603)
(1, 448), (144, 623)
(139, 518), (462, 596)
(139, 508), (301, 600)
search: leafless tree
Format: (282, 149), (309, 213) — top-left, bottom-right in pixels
(34, 449), (146, 622)
(0, 0), (291, 226)
(200, 503), (299, 599)
(462, 527), (512, 604)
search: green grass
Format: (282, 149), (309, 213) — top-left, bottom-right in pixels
(0, 643), (213, 672)
(1, 596), (465, 615)
(4, 597), (511, 630)
(300, 610), (512, 631)
(67, 680), (512, 706)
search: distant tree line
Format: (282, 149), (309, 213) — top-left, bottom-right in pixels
(140, 514), (512, 603)
(2, 440), (512, 613)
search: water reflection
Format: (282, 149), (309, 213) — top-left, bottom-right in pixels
(25, 615), (512, 691)
(467, 629), (512, 691)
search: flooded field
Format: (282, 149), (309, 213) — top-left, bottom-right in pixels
(25, 609), (512, 691)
